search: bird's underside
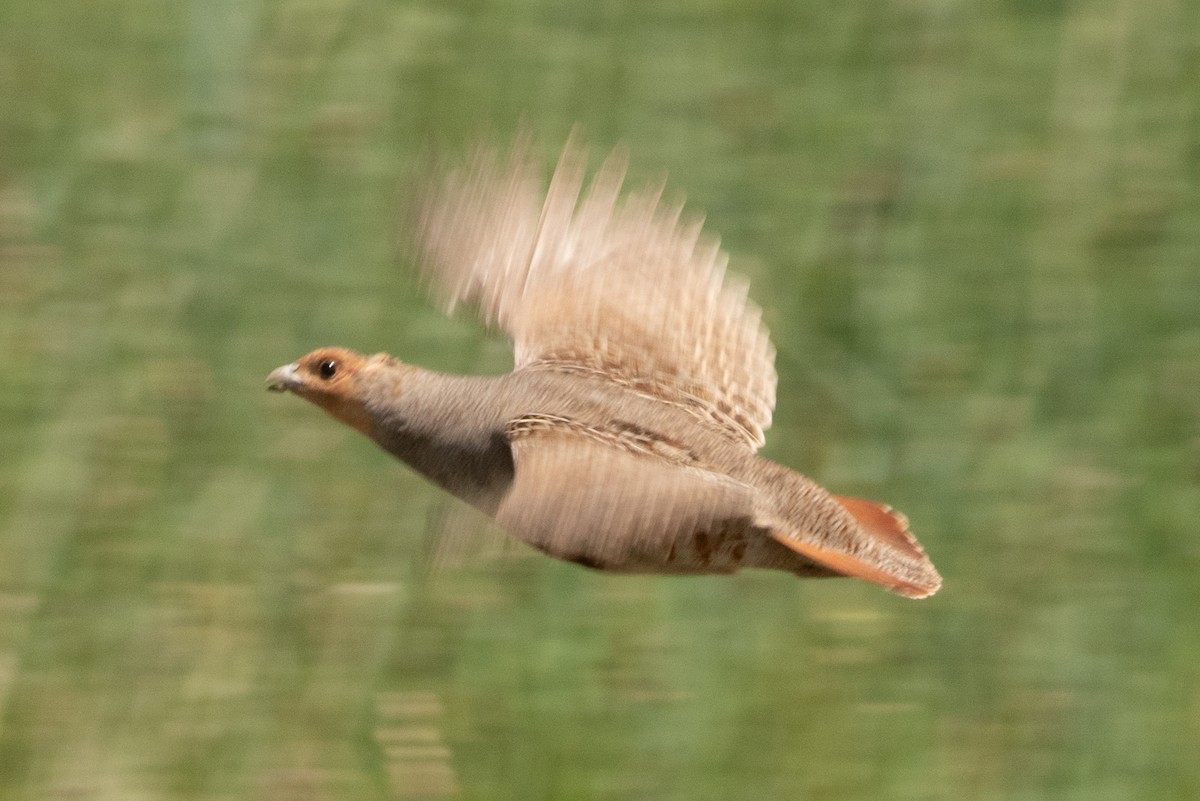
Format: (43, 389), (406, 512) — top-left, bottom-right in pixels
(267, 132), (943, 599)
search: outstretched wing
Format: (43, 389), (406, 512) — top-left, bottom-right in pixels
(411, 133), (777, 450)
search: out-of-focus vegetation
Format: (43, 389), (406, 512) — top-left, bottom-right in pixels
(1, 1), (1197, 799)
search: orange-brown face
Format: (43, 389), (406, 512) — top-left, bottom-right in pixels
(266, 347), (376, 436)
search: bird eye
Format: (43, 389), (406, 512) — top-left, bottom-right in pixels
(318, 359), (338, 379)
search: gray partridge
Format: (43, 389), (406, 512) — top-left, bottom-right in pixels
(267, 136), (942, 598)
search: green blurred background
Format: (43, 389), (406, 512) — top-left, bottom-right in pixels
(2, 1), (1197, 798)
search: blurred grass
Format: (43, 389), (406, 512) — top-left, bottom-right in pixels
(1, 0), (1198, 799)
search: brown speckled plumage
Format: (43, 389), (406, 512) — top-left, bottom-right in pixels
(267, 135), (942, 598)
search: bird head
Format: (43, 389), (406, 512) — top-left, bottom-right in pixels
(266, 347), (387, 436)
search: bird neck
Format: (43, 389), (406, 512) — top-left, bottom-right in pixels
(362, 369), (515, 514)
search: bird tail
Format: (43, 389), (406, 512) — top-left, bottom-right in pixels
(747, 461), (942, 598)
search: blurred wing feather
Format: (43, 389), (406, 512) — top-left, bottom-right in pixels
(413, 134), (777, 450)
(496, 426), (762, 569)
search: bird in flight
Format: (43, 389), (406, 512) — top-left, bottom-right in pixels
(267, 135), (941, 598)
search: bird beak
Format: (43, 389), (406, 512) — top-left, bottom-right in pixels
(266, 363), (301, 392)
